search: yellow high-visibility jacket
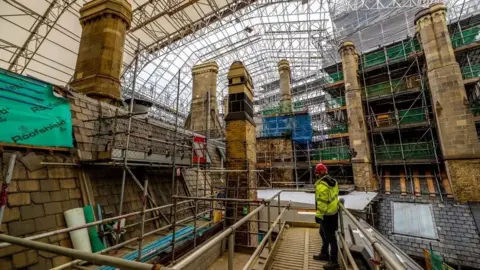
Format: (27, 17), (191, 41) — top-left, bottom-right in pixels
(314, 174), (339, 219)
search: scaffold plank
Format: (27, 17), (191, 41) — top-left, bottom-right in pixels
(270, 227), (327, 270)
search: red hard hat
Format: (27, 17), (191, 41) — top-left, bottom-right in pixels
(315, 163), (328, 175)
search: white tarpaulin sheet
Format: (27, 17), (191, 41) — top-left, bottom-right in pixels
(257, 190), (378, 211)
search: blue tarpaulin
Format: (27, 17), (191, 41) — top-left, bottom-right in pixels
(97, 226), (210, 269)
(261, 113), (312, 143)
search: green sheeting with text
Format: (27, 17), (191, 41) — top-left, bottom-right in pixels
(0, 68), (73, 148)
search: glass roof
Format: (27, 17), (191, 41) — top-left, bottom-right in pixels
(0, 0), (476, 126)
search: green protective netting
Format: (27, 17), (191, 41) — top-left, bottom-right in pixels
(0, 69), (73, 148)
(365, 79), (406, 98)
(362, 50), (386, 68)
(312, 146), (350, 161)
(472, 104), (480, 117)
(326, 97), (345, 110)
(83, 205), (105, 252)
(262, 107), (280, 115)
(279, 100), (292, 114)
(328, 71), (344, 83)
(387, 39), (421, 62)
(451, 25), (480, 48)
(362, 39), (421, 68)
(327, 123), (348, 135)
(375, 142), (435, 161)
(262, 101), (304, 116)
(397, 107), (426, 124)
(461, 65), (480, 79)
(293, 101), (304, 109)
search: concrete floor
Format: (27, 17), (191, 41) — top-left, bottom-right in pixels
(207, 252), (252, 270)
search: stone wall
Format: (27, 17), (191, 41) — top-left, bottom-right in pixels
(256, 138), (294, 187)
(1, 151), (82, 269)
(0, 86), (224, 268)
(87, 168), (193, 241)
(68, 90), (192, 165)
(415, 4), (480, 202)
(377, 194), (480, 268)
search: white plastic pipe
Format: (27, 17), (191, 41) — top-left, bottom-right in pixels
(64, 208), (92, 252)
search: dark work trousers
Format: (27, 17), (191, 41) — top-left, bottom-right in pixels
(316, 213), (339, 261)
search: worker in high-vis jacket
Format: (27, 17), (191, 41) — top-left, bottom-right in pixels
(313, 163), (339, 270)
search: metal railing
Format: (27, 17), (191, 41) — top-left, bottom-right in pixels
(0, 194), (213, 270)
(243, 202), (290, 270)
(163, 191), (284, 270)
(339, 200), (405, 270)
(0, 190), (406, 270)
(0, 190), (287, 270)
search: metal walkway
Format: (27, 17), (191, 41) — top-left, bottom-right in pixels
(270, 227), (327, 270)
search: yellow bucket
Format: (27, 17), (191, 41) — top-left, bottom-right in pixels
(213, 210), (223, 223)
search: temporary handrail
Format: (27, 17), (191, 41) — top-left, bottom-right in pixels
(0, 234), (156, 270)
(336, 230), (359, 270)
(0, 199), (194, 249)
(166, 190), (283, 270)
(165, 204), (266, 269)
(2, 189), (284, 270)
(243, 202), (291, 270)
(339, 202), (405, 270)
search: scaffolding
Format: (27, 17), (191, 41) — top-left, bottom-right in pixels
(358, 33), (448, 199)
(251, 8), (480, 192)
(312, 62), (354, 185)
(2, 1), (480, 269)
(24, 50), (232, 269)
(0, 189), (289, 270)
(450, 15), (480, 129)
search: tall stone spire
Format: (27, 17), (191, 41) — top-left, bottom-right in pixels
(415, 4), (480, 202)
(278, 59), (292, 114)
(339, 41), (375, 191)
(70, 0), (132, 105)
(185, 61), (223, 137)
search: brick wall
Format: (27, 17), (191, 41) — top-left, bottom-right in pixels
(377, 194), (480, 268)
(1, 151), (81, 269)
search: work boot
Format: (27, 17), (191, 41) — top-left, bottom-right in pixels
(313, 253), (329, 261)
(323, 261), (339, 270)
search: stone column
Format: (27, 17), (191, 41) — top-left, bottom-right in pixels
(222, 94), (229, 119)
(185, 61), (223, 137)
(278, 59), (292, 114)
(225, 61), (257, 246)
(339, 41), (374, 191)
(70, 0), (132, 105)
(415, 4), (480, 202)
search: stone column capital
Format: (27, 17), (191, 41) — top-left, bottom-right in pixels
(192, 61), (219, 76)
(80, 0), (132, 29)
(277, 59), (291, 72)
(338, 41), (358, 56)
(414, 3), (447, 30)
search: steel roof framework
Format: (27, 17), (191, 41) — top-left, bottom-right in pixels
(0, 0), (475, 126)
